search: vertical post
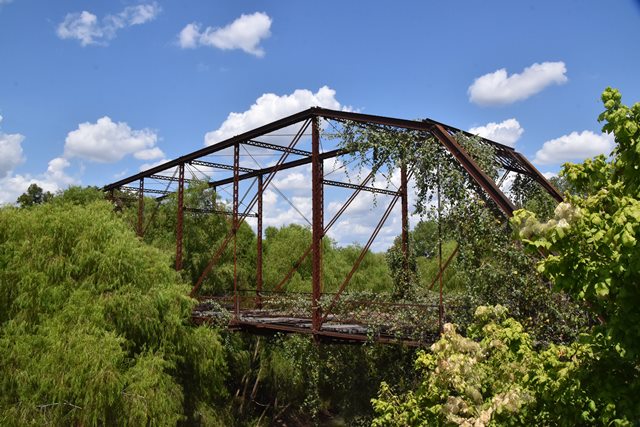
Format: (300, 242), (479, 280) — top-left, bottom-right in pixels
(256, 174), (263, 309)
(400, 160), (409, 287)
(311, 117), (323, 332)
(137, 178), (144, 237)
(437, 164), (444, 332)
(233, 143), (240, 318)
(176, 163), (185, 271)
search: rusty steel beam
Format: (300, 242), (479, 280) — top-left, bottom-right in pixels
(513, 152), (564, 202)
(190, 119), (312, 297)
(209, 148), (344, 188)
(176, 163), (185, 271)
(150, 174), (196, 184)
(122, 186), (170, 196)
(273, 166), (381, 293)
(104, 109), (317, 191)
(311, 117), (323, 333)
(320, 175), (407, 326)
(256, 174), (263, 308)
(429, 124), (516, 217)
(429, 244), (459, 291)
(190, 160), (255, 174)
(322, 179), (399, 196)
(184, 207), (257, 217)
(244, 139), (312, 157)
(400, 160), (409, 277)
(137, 178), (144, 237)
(232, 143), (240, 317)
(105, 107), (559, 210)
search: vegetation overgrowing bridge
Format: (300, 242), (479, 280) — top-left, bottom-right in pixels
(103, 107), (561, 346)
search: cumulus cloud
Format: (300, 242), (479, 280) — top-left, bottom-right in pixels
(205, 86), (342, 146)
(57, 2), (161, 46)
(469, 118), (523, 147)
(468, 61), (568, 106)
(0, 132), (25, 177)
(64, 116), (163, 163)
(534, 130), (614, 165)
(0, 154), (76, 206)
(178, 12), (272, 57)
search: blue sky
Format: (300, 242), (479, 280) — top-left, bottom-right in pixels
(1, 0), (639, 248)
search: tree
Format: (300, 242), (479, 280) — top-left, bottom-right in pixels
(16, 183), (53, 207)
(513, 87), (640, 358)
(372, 306), (637, 426)
(0, 195), (228, 425)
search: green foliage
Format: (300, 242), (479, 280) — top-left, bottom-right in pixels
(511, 175), (565, 221)
(385, 233), (418, 299)
(52, 185), (105, 206)
(455, 201), (587, 345)
(0, 196), (228, 425)
(513, 87), (640, 358)
(372, 306), (639, 426)
(16, 183), (53, 207)
(117, 181), (257, 295)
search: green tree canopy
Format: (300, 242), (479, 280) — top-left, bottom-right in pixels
(16, 183), (53, 207)
(0, 195), (228, 425)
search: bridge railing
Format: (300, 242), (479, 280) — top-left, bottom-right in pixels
(193, 290), (472, 342)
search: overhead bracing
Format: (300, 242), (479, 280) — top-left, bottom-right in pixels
(103, 107), (562, 345)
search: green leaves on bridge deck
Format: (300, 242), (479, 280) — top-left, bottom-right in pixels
(0, 198), (227, 426)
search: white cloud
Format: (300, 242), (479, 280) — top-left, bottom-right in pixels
(205, 86), (342, 146)
(46, 157), (75, 186)
(178, 12), (272, 57)
(57, 2), (161, 46)
(178, 23), (200, 48)
(64, 116), (160, 163)
(0, 0), (13, 6)
(139, 158), (169, 172)
(134, 147), (164, 161)
(0, 132), (25, 177)
(0, 156), (76, 205)
(534, 130), (614, 165)
(468, 61), (568, 106)
(271, 167), (311, 193)
(469, 118), (523, 147)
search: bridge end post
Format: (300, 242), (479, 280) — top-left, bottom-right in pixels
(256, 174), (263, 309)
(176, 163), (184, 271)
(311, 116), (323, 333)
(137, 178), (144, 237)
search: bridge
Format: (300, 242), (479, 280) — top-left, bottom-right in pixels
(103, 107), (561, 346)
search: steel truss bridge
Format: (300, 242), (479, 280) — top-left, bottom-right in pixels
(103, 107), (561, 346)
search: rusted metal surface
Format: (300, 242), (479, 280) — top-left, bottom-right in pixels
(256, 174), (263, 308)
(311, 117), (323, 332)
(137, 178), (144, 237)
(429, 244), (460, 291)
(189, 119), (312, 297)
(320, 172), (410, 326)
(400, 160), (409, 277)
(176, 163), (184, 271)
(272, 168), (379, 293)
(429, 124), (516, 217)
(233, 143), (240, 317)
(513, 151), (564, 202)
(102, 107), (563, 345)
(323, 179), (399, 196)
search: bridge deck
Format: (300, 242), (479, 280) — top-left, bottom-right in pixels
(192, 303), (439, 346)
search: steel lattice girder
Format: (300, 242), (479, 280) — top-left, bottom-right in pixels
(104, 107), (561, 216)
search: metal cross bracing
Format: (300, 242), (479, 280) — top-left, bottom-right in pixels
(103, 107), (562, 347)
